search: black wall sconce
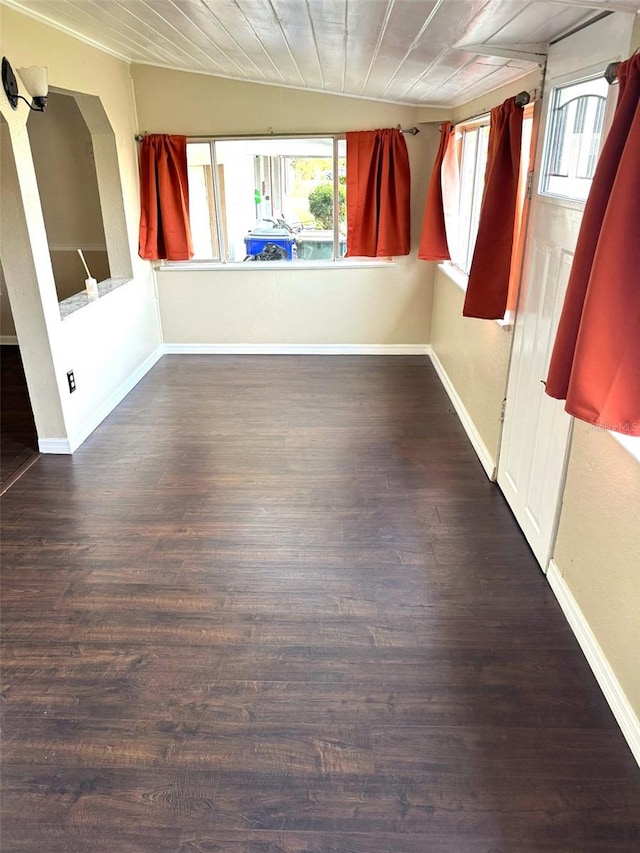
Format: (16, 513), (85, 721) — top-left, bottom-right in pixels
(2, 57), (48, 112)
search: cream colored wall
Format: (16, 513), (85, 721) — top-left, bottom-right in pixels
(430, 269), (512, 460)
(132, 65), (439, 346)
(0, 262), (17, 338)
(0, 7), (161, 446)
(132, 65), (446, 135)
(554, 424), (640, 714)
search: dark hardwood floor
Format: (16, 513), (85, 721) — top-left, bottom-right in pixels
(0, 344), (39, 493)
(1, 355), (638, 852)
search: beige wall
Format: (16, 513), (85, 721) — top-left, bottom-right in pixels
(554, 424), (640, 713)
(431, 269), (512, 460)
(0, 262), (17, 338)
(0, 7), (161, 445)
(132, 65), (440, 346)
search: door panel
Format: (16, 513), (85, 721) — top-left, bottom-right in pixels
(497, 13), (633, 571)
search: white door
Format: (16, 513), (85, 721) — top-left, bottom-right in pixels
(497, 14), (633, 571)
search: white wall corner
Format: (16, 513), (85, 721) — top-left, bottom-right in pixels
(429, 349), (497, 480)
(39, 346), (163, 454)
(547, 560), (640, 767)
(162, 343), (432, 356)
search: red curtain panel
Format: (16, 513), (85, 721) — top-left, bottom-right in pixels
(463, 97), (523, 319)
(546, 55), (640, 436)
(418, 122), (452, 261)
(138, 134), (193, 261)
(345, 128), (411, 257)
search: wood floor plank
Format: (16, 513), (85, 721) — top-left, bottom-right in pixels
(1, 354), (638, 851)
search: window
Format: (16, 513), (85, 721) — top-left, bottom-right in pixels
(448, 107), (534, 297)
(541, 76), (609, 201)
(186, 136), (347, 263)
(449, 122), (490, 275)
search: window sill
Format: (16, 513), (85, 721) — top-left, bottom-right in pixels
(437, 261), (468, 292)
(156, 259), (396, 272)
(437, 262), (512, 330)
(59, 278), (131, 320)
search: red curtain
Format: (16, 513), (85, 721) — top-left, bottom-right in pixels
(546, 56), (640, 436)
(418, 122), (452, 261)
(463, 97), (523, 319)
(138, 134), (193, 261)
(345, 128), (411, 257)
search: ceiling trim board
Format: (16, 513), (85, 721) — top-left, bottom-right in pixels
(459, 43), (547, 64)
(547, 0), (639, 11)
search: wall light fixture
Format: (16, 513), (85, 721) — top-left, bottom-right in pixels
(2, 57), (48, 112)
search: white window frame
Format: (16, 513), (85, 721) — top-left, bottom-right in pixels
(449, 117), (491, 278)
(174, 134), (350, 268)
(539, 73), (610, 203)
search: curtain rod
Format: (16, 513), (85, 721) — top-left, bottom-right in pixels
(134, 126), (420, 142)
(442, 89), (532, 130)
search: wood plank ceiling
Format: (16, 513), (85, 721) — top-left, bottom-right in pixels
(4, 0), (639, 106)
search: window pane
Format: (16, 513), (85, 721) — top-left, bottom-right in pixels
(455, 127), (479, 273)
(452, 124), (490, 276)
(467, 124), (489, 272)
(213, 137), (340, 262)
(542, 75), (609, 201)
(187, 143), (220, 259)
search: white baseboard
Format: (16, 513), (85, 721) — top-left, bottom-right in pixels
(428, 349), (497, 480)
(38, 437), (72, 454)
(547, 560), (640, 766)
(0, 335), (19, 345)
(162, 343), (432, 356)
(38, 346), (163, 455)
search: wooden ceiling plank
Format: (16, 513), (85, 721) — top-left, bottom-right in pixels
(366, 0), (488, 101)
(153, 0), (260, 79)
(197, 0), (289, 81)
(360, 0), (397, 94)
(378, 0), (447, 98)
(304, 0), (354, 91)
(95, 0), (212, 72)
(228, 0), (307, 86)
(267, 0), (327, 89)
(222, 0), (290, 83)
(304, 0), (326, 88)
(486, 1), (588, 44)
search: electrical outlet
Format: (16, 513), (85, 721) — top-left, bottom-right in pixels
(67, 370), (76, 393)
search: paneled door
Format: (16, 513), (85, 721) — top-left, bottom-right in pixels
(497, 14), (633, 571)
